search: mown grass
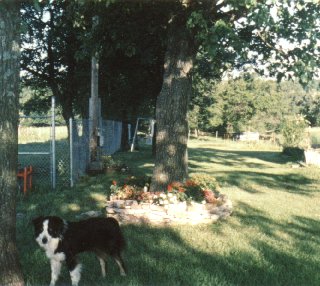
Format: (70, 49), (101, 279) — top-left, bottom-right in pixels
(16, 137), (320, 286)
(18, 126), (68, 144)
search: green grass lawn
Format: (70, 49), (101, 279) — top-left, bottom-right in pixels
(16, 137), (320, 286)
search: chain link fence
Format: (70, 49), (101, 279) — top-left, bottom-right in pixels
(18, 117), (124, 191)
(18, 96), (126, 191)
(69, 118), (124, 186)
(18, 115), (56, 190)
(69, 119), (90, 186)
(55, 136), (70, 187)
(100, 119), (123, 155)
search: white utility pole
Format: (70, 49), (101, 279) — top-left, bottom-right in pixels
(89, 16), (102, 170)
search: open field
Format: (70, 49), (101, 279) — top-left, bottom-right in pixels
(19, 126), (68, 144)
(16, 137), (320, 286)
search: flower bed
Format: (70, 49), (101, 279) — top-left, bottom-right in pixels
(106, 174), (233, 225)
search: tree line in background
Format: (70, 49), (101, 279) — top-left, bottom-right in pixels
(21, 75), (320, 134)
(189, 74), (320, 135)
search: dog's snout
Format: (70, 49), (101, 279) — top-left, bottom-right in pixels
(42, 236), (48, 244)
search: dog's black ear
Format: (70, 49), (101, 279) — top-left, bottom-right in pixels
(32, 216), (44, 226)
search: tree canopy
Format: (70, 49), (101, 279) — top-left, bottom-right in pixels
(20, 1), (320, 119)
(21, 1), (171, 123)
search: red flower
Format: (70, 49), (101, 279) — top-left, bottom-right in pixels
(178, 187), (185, 193)
(172, 181), (182, 188)
(185, 179), (196, 187)
(167, 184), (173, 192)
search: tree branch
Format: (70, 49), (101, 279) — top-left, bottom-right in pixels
(21, 65), (50, 81)
(255, 30), (288, 58)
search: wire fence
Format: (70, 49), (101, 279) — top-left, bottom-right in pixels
(69, 119), (90, 186)
(18, 104), (124, 191)
(69, 118), (123, 187)
(18, 115), (57, 190)
(191, 130), (279, 144)
(100, 120), (123, 155)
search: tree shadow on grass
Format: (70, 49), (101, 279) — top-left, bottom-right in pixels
(234, 201), (320, 254)
(212, 170), (316, 196)
(19, 221), (320, 286)
(17, 184), (320, 286)
(189, 147), (290, 169)
(227, 202), (320, 285)
(187, 146), (315, 196)
(97, 218), (319, 286)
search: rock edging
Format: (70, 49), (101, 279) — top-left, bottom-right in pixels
(106, 195), (232, 225)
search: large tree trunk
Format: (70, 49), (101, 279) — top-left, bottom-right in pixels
(150, 7), (196, 192)
(0, 2), (25, 286)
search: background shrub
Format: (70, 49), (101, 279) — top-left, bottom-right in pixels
(280, 115), (309, 150)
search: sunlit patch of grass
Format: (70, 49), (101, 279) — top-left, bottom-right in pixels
(90, 192), (107, 208)
(19, 126), (68, 144)
(61, 203), (81, 213)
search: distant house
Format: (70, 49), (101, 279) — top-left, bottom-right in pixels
(238, 132), (260, 141)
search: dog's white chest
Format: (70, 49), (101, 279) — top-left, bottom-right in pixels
(45, 238), (65, 261)
(42, 237), (65, 263)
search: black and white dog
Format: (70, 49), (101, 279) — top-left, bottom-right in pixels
(32, 216), (126, 286)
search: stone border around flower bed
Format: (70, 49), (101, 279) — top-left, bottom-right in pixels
(106, 195), (232, 225)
